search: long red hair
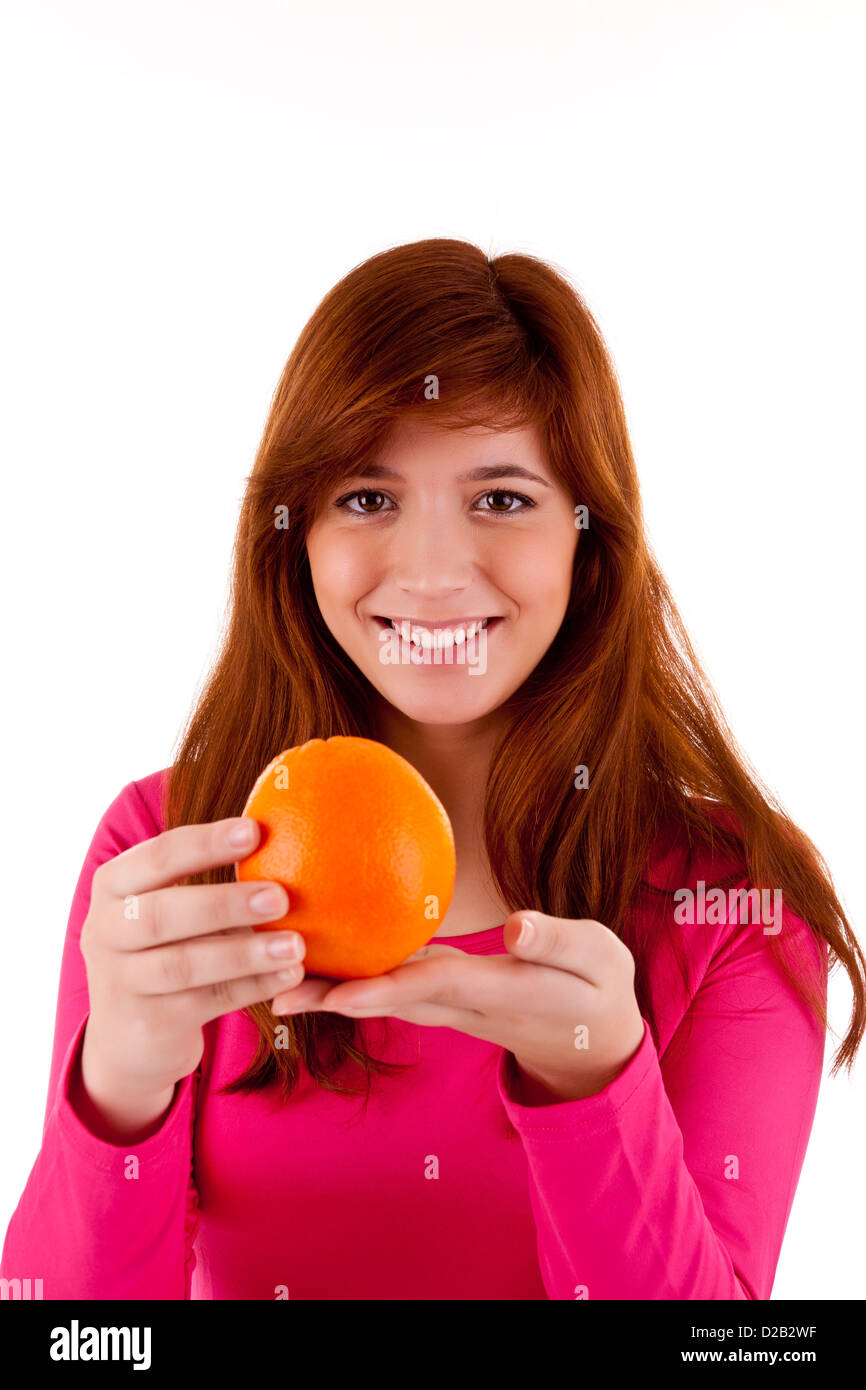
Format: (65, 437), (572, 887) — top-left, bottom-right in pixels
(163, 237), (864, 1102)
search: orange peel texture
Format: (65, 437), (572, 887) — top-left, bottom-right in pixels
(235, 736), (457, 980)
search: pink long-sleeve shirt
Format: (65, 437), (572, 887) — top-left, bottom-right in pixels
(1, 770), (827, 1300)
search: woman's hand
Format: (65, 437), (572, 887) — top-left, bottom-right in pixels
(79, 817), (307, 1105)
(273, 912), (646, 1103)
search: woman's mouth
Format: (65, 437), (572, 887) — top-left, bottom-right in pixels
(372, 615), (502, 650)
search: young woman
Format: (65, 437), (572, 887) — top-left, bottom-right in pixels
(2, 239), (863, 1301)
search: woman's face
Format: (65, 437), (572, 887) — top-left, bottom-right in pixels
(305, 418), (579, 727)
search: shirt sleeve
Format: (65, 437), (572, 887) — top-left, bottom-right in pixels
(0, 778), (202, 1300)
(495, 904), (828, 1300)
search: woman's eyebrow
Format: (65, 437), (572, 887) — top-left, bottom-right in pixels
(342, 462), (553, 488)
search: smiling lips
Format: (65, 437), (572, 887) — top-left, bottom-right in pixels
(375, 615), (500, 650)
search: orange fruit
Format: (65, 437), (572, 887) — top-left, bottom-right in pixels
(234, 737), (456, 979)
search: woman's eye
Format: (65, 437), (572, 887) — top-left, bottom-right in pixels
(335, 490), (394, 515)
(474, 489), (535, 515)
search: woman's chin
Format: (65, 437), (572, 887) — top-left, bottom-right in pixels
(368, 679), (505, 726)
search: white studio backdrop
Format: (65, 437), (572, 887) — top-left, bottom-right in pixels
(0, 0), (863, 1299)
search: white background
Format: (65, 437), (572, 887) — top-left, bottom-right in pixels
(1, 0), (863, 1298)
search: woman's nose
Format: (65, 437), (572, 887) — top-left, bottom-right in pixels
(387, 511), (477, 594)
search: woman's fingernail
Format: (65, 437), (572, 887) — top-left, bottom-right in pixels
(264, 933), (301, 958)
(275, 966), (303, 982)
(518, 916), (535, 946)
(250, 887), (286, 915)
(273, 994), (304, 1013)
(228, 819), (257, 847)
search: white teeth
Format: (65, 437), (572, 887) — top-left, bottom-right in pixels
(386, 617), (491, 650)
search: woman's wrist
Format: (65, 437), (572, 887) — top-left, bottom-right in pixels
(510, 1056), (608, 1105)
(509, 1040), (644, 1104)
(69, 1044), (177, 1144)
